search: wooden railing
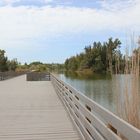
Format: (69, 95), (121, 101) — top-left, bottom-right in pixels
(51, 74), (140, 140)
(0, 71), (27, 81)
(26, 72), (50, 81)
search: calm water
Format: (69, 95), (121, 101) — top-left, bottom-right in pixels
(58, 72), (140, 113)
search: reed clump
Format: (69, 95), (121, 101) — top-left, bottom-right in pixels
(116, 36), (140, 129)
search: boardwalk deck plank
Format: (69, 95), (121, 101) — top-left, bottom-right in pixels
(0, 75), (81, 140)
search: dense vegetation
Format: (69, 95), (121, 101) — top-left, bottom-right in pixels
(0, 49), (64, 72)
(1, 37), (139, 74)
(17, 62), (64, 72)
(65, 38), (124, 74)
(0, 50), (18, 72)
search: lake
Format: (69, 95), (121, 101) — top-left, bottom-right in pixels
(57, 71), (140, 114)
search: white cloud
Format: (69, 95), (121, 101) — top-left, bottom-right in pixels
(0, 0), (140, 49)
(44, 0), (53, 3)
(0, 0), (53, 6)
(7, 0), (53, 4)
(99, 0), (139, 11)
(3, 0), (19, 4)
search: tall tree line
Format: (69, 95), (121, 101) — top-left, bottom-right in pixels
(65, 38), (124, 74)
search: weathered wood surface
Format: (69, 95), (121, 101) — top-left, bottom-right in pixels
(0, 75), (81, 140)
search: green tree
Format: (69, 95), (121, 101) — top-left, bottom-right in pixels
(105, 38), (121, 74)
(0, 49), (8, 72)
(8, 58), (18, 71)
(64, 38), (122, 74)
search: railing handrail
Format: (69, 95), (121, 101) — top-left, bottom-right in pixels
(26, 72), (50, 81)
(50, 73), (140, 140)
(0, 71), (27, 81)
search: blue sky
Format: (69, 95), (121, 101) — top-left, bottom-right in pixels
(0, 0), (140, 64)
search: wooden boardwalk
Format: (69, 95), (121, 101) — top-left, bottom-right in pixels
(0, 75), (81, 140)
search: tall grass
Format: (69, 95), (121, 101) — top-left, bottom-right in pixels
(115, 36), (140, 129)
